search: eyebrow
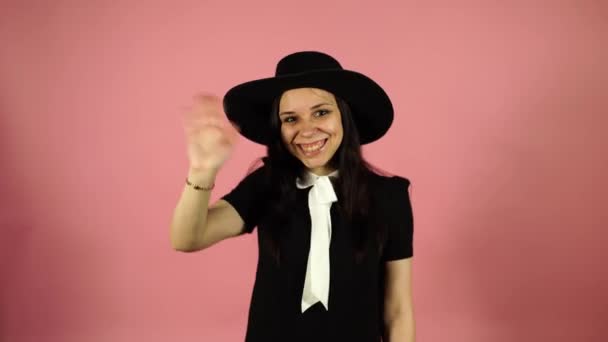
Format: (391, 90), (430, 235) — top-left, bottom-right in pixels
(279, 103), (333, 116)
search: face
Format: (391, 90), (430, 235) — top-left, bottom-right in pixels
(279, 88), (344, 176)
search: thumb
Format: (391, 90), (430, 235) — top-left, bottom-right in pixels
(229, 121), (241, 133)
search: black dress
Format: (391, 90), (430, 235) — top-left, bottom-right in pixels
(221, 163), (414, 342)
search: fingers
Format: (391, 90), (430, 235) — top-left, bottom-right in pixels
(229, 120), (241, 133)
(181, 93), (242, 147)
(184, 115), (225, 129)
(182, 93), (225, 121)
(193, 93), (222, 106)
(192, 93), (224, 118)
(181, 93), (227, 127)
(226, 121), (241, 145)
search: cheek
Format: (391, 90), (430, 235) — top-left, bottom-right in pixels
(328, 120), (343, 142)
(333, 133), (344, 150)
(280, 126), (293, 144)
(327, 114), (342, 132)
(336, 130), (344, 144)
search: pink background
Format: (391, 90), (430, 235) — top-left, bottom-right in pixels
(1, 1), (607, 341)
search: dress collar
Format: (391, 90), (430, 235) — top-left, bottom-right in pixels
(296, 169), (339, 189)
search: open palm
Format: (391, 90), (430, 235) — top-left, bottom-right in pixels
(182, 94), (239, 172)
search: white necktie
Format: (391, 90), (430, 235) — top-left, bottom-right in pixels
(296, 170), (338, 312)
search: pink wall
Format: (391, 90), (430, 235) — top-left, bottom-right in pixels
(1, 1), (606, 341)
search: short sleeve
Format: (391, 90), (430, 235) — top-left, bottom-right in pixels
(381, 176), (414, 261)
(220, 164), (269, 234)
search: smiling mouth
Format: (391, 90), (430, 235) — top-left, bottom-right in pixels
(297, 139), (328, 156)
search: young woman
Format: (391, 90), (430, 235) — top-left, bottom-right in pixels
(170, 51), (415, 342)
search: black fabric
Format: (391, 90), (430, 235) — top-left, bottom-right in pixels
(221, 164), (414, 342)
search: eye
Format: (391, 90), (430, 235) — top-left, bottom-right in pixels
(283, 116), (296, 123)
(314, 109), (330, 117)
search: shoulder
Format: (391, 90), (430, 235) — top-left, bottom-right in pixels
(223, 158), (270, 200)
(367, 170), (411, 194)
(366, 171), (412, 214)
(239, 158), (270, 184)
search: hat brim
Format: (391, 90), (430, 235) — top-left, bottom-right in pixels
(223, 69), (393, 145)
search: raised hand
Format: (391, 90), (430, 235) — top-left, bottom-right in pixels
(182, 94), (239, 174)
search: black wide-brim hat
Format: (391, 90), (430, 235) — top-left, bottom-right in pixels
(223, 51), (393, 145)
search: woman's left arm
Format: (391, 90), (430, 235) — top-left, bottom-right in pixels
(383, 257), (415, 342)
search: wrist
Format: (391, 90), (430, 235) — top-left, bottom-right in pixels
(187, 167), (217, 187)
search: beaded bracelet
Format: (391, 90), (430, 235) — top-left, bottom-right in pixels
(185, 178), (215, 191)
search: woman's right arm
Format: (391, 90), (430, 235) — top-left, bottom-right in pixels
(169, 168), (245, 252)
(170, 94), (242, 252)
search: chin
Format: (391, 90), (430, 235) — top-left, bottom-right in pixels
(302, 155), (336, 172)
(303, 161), (327, 170)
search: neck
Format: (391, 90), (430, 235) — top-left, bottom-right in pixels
(307, 166), (337, 176)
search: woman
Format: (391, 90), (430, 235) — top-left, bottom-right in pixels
(170, 51), (415, 342)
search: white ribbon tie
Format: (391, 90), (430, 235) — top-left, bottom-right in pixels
(296, 170), (338, 313)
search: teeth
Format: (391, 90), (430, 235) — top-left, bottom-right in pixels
(300, 140), (325, 152)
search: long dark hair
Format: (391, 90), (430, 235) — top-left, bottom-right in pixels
(253, 93), (388, 265)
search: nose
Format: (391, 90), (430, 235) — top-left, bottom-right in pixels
(298, 119), (320, 138)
